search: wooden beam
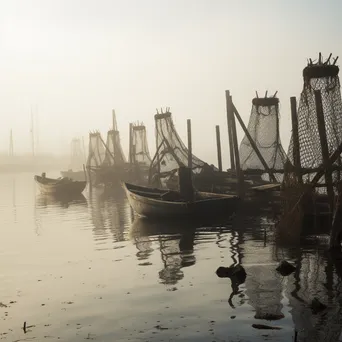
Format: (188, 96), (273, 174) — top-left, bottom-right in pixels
(227, 94), (244, 198)
(216, 125), (223, 172)
(314, 89), (334, 211)
(225, 90), (235, 170)
(290, 96), (302, 184)
(187, 119), (192, 169)
(231, 102), (277, 182)
(311, 142), (342, 184)
(99, 134), (115, 163)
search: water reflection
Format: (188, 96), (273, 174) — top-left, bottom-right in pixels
(35, 193), (87, 208)
(6, 173), (342, 341)
(129, 217), (197, 285)
(88, 186), (132, 248)
(284, 248), (342, 341)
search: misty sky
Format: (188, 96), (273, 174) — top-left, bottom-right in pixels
(0, 0), (341, 168)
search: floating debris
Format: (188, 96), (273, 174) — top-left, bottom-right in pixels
(252, 324), (282, 330)
(154, 325), (168, 330)
(254, 313), (285, 321)
(216, 264), (246, 279)
(276, 260), (296, 276)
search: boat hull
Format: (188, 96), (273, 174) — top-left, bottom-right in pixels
(60, 170), (86, 181)
(123, 183), (239, 219)
(35, 175), (86, 195)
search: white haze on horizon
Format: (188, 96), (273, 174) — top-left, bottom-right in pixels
(0, 0), (341, 168)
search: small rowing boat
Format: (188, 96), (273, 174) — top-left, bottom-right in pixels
(123, 182), (239, 219)
(34, 173), (86, 195)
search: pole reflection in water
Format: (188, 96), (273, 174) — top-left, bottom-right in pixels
(283, 246), (342, 342)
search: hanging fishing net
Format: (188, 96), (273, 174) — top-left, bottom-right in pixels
(287, 55), (342, 183)
(86, 132), (106, 168)
(102, 130), (127, 167)
(239, 96), (287, 171)
(69, 138), (84, 170)
(149, 111), (216, 186)
(130, 124), (151, 166)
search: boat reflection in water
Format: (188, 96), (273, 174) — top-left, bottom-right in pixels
(129, 217), (197, 285)
(88, 185), (133, 248)
(35, 192), (87, 209)
(129, 216), (238, 285)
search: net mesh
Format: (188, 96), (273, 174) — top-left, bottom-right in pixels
(86, 132), (106, 168)
(102, 130), (126, 167)
(287, 56), (342, 183)
(239, 96), (287, 171)
(150, 111), (216, 184)
(130, 124), (151, 166)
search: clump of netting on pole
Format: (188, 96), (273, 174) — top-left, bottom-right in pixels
(102, 130), (126, 167)
(149, 109), (215, 187)
(239, 93), (287, 174)
(287, 54), (342, 183)
(129, 123), (151, 166)
(86, 132), (106, 168)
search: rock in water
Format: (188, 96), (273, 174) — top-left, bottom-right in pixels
(216, 264), (247, 280)
(276, 260), (296, 276)
(311, 298), (327, 314)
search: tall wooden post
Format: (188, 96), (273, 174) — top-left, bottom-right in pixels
(216, 125), (223, 172)
(129, 123), (133, 164)
(290, 97), (302, 184)
(187, 119), (192, 169)
(314, 89), (334, 212)
(227, 94), (244, 198)
(225, 90), (236, 170)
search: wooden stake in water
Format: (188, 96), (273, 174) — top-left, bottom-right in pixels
(290, 96), (302, 184)
(314, 89), (334, 212)
(216, 125), (222, 171)
(187, 119), (192, 169)
(225, 90), (236, 170)
(229, 95), (244, 198)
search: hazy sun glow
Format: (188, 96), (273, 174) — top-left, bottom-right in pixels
(0, 0), (341, 168)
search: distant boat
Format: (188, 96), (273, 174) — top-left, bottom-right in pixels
(123, 182), (239, 219)
(34, 173), (86, 195)
(60, 169), (86, 181)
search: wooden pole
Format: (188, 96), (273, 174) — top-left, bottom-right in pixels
(129, 123), (133, 164)
(314, 89), (334, 212)
(216, 125), (223, 172)
(330, 184), (342, 248)
(225, 90), (236, 170)
(231, 102), (277, 183)
(290, 96), (302, 184)
(112, 110), (118, 165)
(187, 119), (192, 169)
(227, 94), (244, 198)
(99, 134), (115, 162)
(112, 109), (116, 131)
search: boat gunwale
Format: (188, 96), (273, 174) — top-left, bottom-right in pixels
(123, 182), (238, 206)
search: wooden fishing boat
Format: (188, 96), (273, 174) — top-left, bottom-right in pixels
(34, 174), (86, 195)
(123, 182), (239, 219)
(60, 169), (86, 181)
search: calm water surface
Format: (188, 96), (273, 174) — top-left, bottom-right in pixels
(0, 172), (341, 342)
